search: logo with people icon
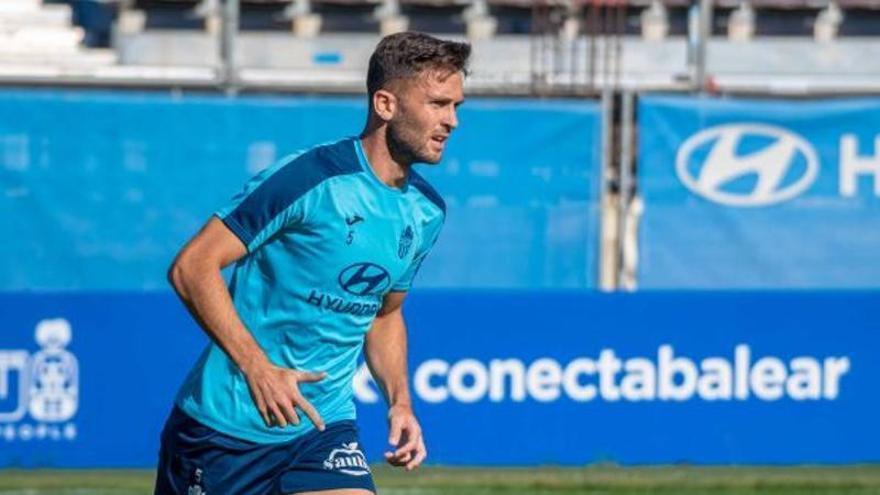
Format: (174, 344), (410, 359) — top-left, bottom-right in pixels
(0, 318), (79, 442)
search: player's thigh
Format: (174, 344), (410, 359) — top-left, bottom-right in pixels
(289, 489), (374, 495)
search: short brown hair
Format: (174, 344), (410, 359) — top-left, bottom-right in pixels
(366, 32), (471, 98)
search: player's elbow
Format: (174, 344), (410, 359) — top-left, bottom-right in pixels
(167, 249), (200, 297)
(167, 258), (188, 296)
(168, 245), (223, 297)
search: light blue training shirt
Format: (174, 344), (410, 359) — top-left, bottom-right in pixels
(175, 137), (445, 443)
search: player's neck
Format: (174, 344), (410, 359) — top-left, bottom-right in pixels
(359, 130), (410, 189)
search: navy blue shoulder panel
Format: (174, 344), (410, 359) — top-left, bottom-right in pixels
(409, 170), (446, 215)
(222, 138), (360, 246)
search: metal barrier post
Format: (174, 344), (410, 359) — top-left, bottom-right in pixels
(220, 0), (240, 95)
(688, 0), (713, 91)
(598, 87), (617, 291)
(616, 90), (635, 290)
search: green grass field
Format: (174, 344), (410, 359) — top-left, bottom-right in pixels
(1, 466), (880, 494)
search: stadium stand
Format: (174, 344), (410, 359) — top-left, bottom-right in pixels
(0, 0), (877, 93)
(0, 0), (116, 71)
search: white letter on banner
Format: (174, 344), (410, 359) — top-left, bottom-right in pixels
(620, 358), (656, 401)
(448, 359), (489, 403)
(698, 357), (733, 400)
(658, 345), (697, 401)
(414, 359), (449, 403)
(596, 349), (622, 401)
(735, 344), (751, 400)
(352, 363), (379, 404)
(750, 357), (787, 400)
(786, 357), (821, 400)
(526, 358), (563, 402)
(0, 351), (30, 422)
(840, 135), (880, 197)
(822, 357), (851, 399)
(562, 358), (598, 401)
(489, 359), (527, 402)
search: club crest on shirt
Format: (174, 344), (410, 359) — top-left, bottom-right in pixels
(323, 442), (371, 476)
(398, 226), (414, 259)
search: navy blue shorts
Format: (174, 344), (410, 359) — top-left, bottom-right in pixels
(153, 407), (376, 495)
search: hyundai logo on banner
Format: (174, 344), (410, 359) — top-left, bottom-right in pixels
(676, 124), (820, 207)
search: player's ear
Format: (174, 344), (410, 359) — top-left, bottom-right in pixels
(373, 88), (397, 122)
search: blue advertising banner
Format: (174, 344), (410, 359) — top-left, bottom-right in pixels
(0, 90), (601, 291)
(1, 291), (876, 467)
(638, 95), (880, 288)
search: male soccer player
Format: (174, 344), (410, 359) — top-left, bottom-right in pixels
(154, 32), (469, 495)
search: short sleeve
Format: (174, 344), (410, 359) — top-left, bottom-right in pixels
(215, 154), (314, 252)
(392, 215), (445, 292)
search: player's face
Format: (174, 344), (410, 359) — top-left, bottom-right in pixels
(388, 70), (464, 165)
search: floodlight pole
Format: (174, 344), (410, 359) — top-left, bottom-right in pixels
(220, 0), (240, 95)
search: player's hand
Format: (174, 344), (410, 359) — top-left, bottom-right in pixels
(241, 360), (326, 430)
(384, 404), (427, 471)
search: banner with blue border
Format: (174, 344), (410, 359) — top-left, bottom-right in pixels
(1, 291), (876, 467)
(638, 95), (880, 289)
(0, 90), (601, 291)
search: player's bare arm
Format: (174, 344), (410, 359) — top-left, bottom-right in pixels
(364, 291), (427, 471)
(167, 217), (326, 430)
